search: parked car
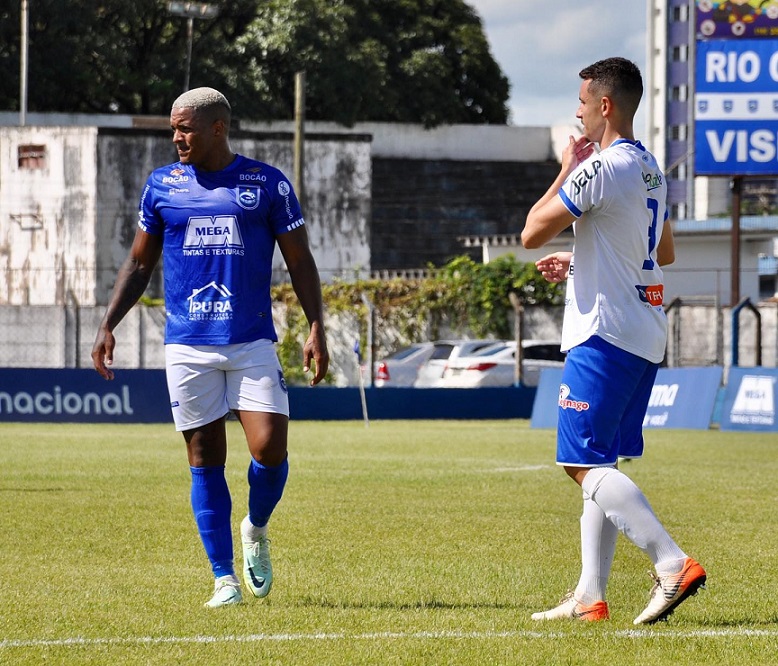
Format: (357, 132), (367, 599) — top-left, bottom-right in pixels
(413, 339), (506, 387)
(372, 342), (436, 387)
(438, 340), (565, 388)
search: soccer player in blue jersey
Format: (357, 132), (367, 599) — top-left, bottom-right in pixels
(521, 59), (706, 625)
(92, 87), (329, 608)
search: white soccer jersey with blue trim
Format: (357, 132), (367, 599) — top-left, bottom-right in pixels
(557, 139), (669, 363)
(138, 154), (304, 345)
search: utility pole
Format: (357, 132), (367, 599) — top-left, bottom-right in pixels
(293, 71), (306, 208)
(20, 0), (28, 126)
(166, 2), (220, 92)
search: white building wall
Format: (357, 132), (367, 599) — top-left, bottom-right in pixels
(0, 126), (98, 305)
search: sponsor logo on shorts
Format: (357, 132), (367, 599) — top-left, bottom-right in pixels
(558, 383), (590, 411)
(278, 370), (288, 394)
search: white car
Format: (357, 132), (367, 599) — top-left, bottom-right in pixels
(413, 339), (506, 387)
(439, 340), (565, 388)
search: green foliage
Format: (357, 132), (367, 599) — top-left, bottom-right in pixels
(273, 255), (563, 373)
(1, 0), (509, 126)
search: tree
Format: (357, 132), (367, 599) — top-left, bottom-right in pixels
(0, 0), (509, 126)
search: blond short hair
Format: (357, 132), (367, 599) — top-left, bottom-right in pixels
(171, 87), (231, 112)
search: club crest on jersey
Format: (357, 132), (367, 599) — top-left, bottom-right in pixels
(635, 284), (664, 307)
(236, 185), (260, 210)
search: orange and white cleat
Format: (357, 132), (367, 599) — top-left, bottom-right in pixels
(531, 592), (610, 621)
(633, 557), (706, 625)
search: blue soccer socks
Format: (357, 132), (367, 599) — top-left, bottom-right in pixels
(190, 465), (235, 579)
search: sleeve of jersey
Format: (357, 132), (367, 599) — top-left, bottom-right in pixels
(269, 172), (305, 236)
(137, 175), (163, 235)
(557, 157), (604, 219)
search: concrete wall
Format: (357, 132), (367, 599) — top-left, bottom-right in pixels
(0, 126), (372, 305)
(0, 126), (99, 305)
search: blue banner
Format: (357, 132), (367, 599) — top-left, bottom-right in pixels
(531, 367), (724, 430)
(0, 369), (173, 423)
(719, 367), (778, 431)
(0, 369), (538, 423)
(694, 39), (778, 176)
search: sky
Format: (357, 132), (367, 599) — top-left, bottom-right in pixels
(467, 0), (648, 134)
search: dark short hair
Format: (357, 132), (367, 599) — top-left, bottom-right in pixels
(579, 57), (643, 116)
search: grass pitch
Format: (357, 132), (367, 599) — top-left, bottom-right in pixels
(1, 420), (777, 665)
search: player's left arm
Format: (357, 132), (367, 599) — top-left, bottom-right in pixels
(657, 220), (675, 266)
(276, 226), (330, 385)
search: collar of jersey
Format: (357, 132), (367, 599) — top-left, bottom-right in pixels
(610, 138), (645, 151)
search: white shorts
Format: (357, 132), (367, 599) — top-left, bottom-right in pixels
(165, 339), (289, 432)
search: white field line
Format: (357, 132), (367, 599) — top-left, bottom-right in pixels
(2, 628), (778, 650)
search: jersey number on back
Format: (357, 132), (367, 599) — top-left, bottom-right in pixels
(642, 197), (659, 270)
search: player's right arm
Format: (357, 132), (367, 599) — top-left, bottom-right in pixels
(522, 135), (592, 249)
(657, 220), (675, 266)
(92, 228), (163, 380)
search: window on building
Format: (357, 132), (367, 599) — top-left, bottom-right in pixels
(670, 85), (688, 101)
(18, 144), (47, 169)
(672, 5), (688, 22)
(671, 45), (688, 62)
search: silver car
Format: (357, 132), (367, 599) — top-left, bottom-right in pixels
(439, 340), (565, 388)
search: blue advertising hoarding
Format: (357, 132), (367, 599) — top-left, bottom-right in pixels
(695, 38), (778, 175)
(0, 368), (173, 423)
(719, 366), (778, 431)
(530, 367), (724, 430)
(0, 368), (538, 423)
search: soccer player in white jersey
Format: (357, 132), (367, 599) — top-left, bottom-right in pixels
(521, 58), (706, 624)
(92, 87), (329, 608)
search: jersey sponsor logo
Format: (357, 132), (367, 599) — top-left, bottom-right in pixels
(558, 383), (590, 412)
(277, 180), (296, 219)
(183, 215), (245, 250)
(187, 281), (235, 321)
(237, 185), (260, 210)
(162, 175), (190, 184)
(239, 169), (267, 182)
(643, 171), (663, 191)
(635, 284), (664, 307)
(569, 160), (602, 195)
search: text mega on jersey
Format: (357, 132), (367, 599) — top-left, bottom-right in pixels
(695, 39), (778, 176)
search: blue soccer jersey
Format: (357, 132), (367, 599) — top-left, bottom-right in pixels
(138, 154), (304, 344)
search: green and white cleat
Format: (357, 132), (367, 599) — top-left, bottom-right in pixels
(204, 574), (242, 608)
(241, 516), (273, 598)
